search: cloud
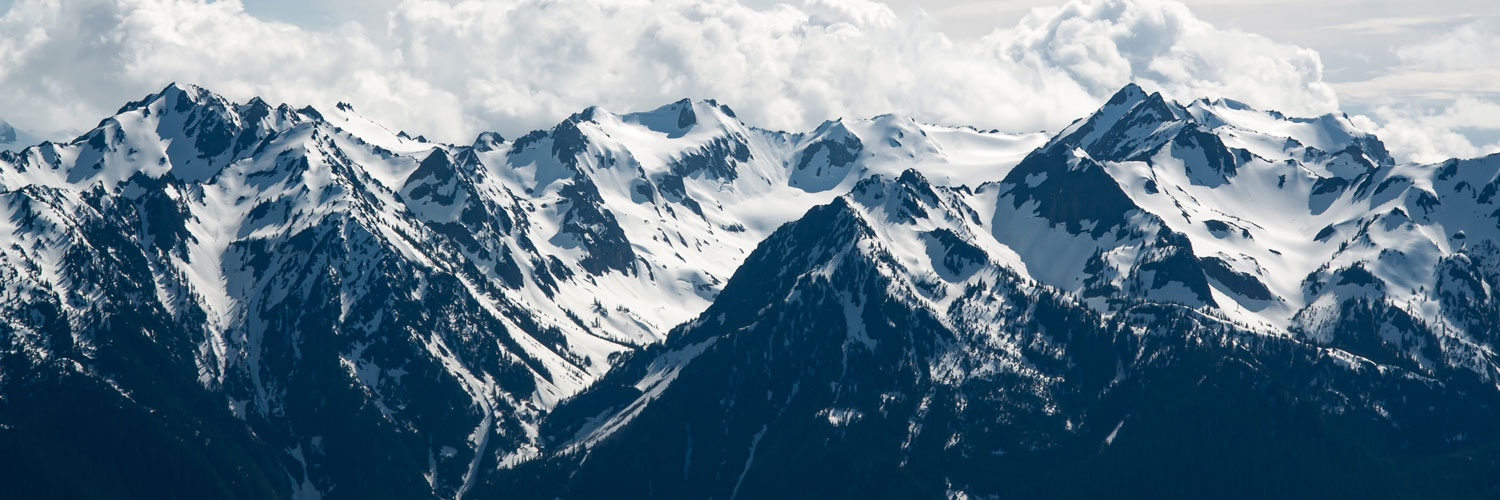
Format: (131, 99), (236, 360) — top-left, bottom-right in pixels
(1394, 20), (1500, 71)
(1352, 98), (1500, 164)
(1344, 20), (1500, 163)
(1326, 15), (1469, 36)
(998, 0), (1338, 116)
(0, 0), (1342, 146)
(1331, 18), (1500, 105)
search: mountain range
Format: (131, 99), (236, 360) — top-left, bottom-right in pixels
(1, 83), (1497, 499)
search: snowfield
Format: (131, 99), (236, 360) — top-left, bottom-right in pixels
(3, 82), (1500, 499)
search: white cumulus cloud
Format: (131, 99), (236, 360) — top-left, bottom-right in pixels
(999, 0), (1338, 115)
(1351, 98), (1500, 164)
(1394, 20), (1500, 71)
(0, 0), (1348, 150)
(1348, 20), (1500, 163)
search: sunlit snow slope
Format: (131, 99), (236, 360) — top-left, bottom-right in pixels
(0, 84), (1044, 498)
(3, 83), (1500, 499)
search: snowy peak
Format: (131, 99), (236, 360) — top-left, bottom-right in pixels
(1054, 84), (1393, 185)
(1184, 96), (1394, 170)
(0, 117), (42, 154)
(847, 113), (945, 161)
(618, 98), (739, 139)
(577, 98), (766, 184)
(791, 113), (1046, 190)
(790, 118), (864, 192)
(1071, 92), (1190, 162)
(1, 83), (311, 188)
(795, 113), (945, 165)
(116, 83), (300, 176)
(0, 120), (16, 144)
(1050, 83), (1152, 148)
(512, 99), (1500, 496)
(850, 168), (965, 226)
(976, 82), (1500, 384)
(557, 97), (749, 152)
(314, 99), (433, 157)
(113, 82), (223, 116)
(401, 147), (472, 222)
(472, 131), (505, 152)
(7, 83), (1500, 499)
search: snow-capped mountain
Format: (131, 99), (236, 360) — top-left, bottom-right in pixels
(0, 121), (15, 146)
(982, 84), (1498, 379)
(501, 169), (1499, 499)
(1, 83), (1497, 499)
(0, 83), (1043, 498)
(0, 118), (43, 153)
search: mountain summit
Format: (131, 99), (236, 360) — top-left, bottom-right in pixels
(1, 84), (1497, 499)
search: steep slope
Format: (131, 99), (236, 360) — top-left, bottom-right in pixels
(4, 82), (1500, 499)
(0, 86), (576, 498)
(498, 171), (1500, 499)
(978, 83), (1500, 383)
(463, 99), (1046, 349)
(0, 85), (1043, 498)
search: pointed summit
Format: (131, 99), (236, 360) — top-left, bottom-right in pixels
(790, 118), (863, 192)
(114, 82), (223, 116)
(48, 83), (312, 185)
(846, 168), (955, 225)
(619, 98), (741, 139)
(1048, 83), (1154, 151)
(1046, 84), (1194, 162)
(1107, 82), (1148, 107)
(402, 147), (475, 222)
(472, 131), (504, 152)
(0, 120), (16, 144)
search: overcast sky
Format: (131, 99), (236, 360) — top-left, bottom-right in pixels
(1, 0), (1497, 162)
